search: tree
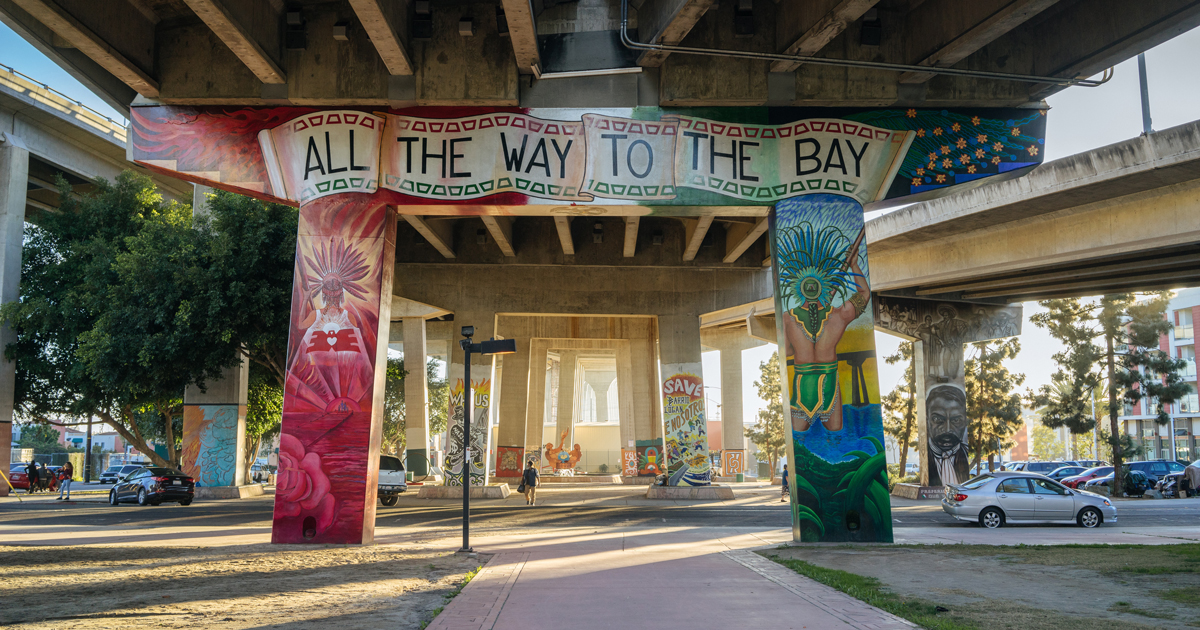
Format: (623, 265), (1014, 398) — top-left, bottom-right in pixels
(381, 357), (447, 457)
(882, 342), (918, 472)
(965, 338), (1025, 472)
(244, 366), (283, 479)
(746, 352), (786, 481)
(1030, 294), (1187, 495)
(1030, 424), (1065, 461)
(2, 173), (297, 469)
(17, 423), (68, 454)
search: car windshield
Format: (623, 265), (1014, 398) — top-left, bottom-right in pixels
(380, 456), (404, 471)
(961, 475), (993, 489)
(104, 466), (120, 472)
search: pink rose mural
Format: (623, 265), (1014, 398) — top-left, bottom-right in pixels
(274, 434), (336, 538)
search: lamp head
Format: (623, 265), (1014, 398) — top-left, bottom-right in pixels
(461, 325), (475, 339)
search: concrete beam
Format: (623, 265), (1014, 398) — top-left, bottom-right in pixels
(554, 216), (575, 256)
(637, 0), (716, 67)
(723, 217), (767, 263)
(916, 251), (1200, 297)
(499, 0), (539, 75)
(183, 0), (286, 85)
(480, 215), (516, 257)
(13, 0), (159, 96)
(681, 216), (713, 262)
(402, 215), (455, 259)
(898, 0), (1060, 84)
(348, 0), (413, 76)
(771, 0), (879, 73)
(623, 216), (639, 258)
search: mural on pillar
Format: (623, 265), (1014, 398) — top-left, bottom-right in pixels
(273, 195), (395, 544)
(622, 448), (639, 477)
(722, 450), (746, 476)
(182, 405), (240, 487)
(496, 445), (524, 477)
(446, 378), (491, 486)
(772, 194), (891, 543)
(874, 297), (1022, 487)
(662, 373), (711, 486)
(636, 439), (664, 476)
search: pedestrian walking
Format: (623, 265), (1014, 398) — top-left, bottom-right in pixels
(781, 463), (790, 502)
(26, 462), (38, 494)
(521, 460), (540, 506)
(40, 462), (53, 493)
(57, 461), (74, 500)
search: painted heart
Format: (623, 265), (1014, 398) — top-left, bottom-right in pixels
(326, 335), (337, 346)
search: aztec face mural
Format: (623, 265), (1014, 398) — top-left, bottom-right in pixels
(181, 405), (241, 487)
(129, 105), (1044, 544)
(445, 378), (491, 486)
(874, 296), (1022, 487)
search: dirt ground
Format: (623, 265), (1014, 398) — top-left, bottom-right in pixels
(0, 544), (486, 629)
(766, 544), (1200, 630)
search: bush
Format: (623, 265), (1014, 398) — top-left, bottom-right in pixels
(887, 474), (919, 492)
(598, 463), (609, 474)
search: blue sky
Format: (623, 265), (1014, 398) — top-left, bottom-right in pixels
(3, 21), (1199, 424)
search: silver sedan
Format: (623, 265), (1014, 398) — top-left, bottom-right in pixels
(941, 471), (1117, 529)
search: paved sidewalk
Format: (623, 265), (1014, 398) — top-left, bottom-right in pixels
(426, 527), (912, 630)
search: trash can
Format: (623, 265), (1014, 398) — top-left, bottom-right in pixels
(406, 471), (413, 482)
(736, 473), (744, 483)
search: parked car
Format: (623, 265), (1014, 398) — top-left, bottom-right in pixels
(1074, 460), (1108, 468)
(1061, 466), (1113, 489)
(1003, 461), (1026, 471)
(108, 467), (195, 506)
(1020, 462), (1066, 475)
(1046, 466), (1088, 481)
(1084, 469), (1154, 497)
(101, 464), (146, 484)
(377, 455), (407, 506)
(904, 463), (919, 476)
(942, 471), (1116, 529)
(251, 464), (275, 483)
(1125, 460), (1187, 484)
(7, 463), (31, 490)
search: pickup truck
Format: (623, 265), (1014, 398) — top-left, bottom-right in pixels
(378, 455), (407, 506)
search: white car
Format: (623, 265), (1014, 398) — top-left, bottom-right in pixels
(378, 455), (407, 506)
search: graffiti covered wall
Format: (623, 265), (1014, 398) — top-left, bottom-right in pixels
(772, 195), (891, 543)
(181, 405), (242, 487)
(636, 439), (664, 476)
(662, 373), (711, 486)
(445, 378), (492, 486)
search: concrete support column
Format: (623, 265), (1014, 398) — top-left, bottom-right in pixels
(583, 371), (617, 424)
(0, 133), (27, 498)
(495, 334), (531, 477)
(444, 312), (495, 487)
(658, 313), (711, 486)
(183, 185), (249, 488)
(555, 350), (578, 451)
(524, 343), (550, 467)
(719, 346), (746, 475)
(403, 317), (430, 477)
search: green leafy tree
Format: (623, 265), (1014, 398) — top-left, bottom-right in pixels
(1030, 424), (1066, 461)
(2, 174), (296, 469)
(746, 352), (786, 481)
(882, 342), (918, 472)
(381, 357), (448, 457)
(965, 338), (1025, 472)
(1030, 293), (1187, 495)
(17, 423), (68, 453)
(245, 366), (283, 478)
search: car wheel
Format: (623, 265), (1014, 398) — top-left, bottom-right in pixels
(179, 498), (192, 506)
(979, 507), (1005, 529)
(109, 490), (119, 506)
(137, 488), (149, 506)
(1078, 507), (1102, 528)
(379, 494), (398, 507)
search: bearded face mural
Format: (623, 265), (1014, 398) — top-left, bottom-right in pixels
(926, 384), (969, 487)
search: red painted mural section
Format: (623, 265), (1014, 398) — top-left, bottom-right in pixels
(271, 194), (396, 544)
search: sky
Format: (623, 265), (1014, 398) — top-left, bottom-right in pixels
(2, 21), (1200, 425)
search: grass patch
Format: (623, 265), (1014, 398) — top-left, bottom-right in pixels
(419, 564), (483, 629)
(1160, 587), (1200, 607)
(767, 555), (977, 630)
(889, 543), (1200, 575)
(1109, 601), (1175, 619)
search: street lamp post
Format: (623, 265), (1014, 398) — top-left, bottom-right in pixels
(458, 326), (516, 553)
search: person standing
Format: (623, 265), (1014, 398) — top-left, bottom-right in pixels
(57, 461), (74, 500)
(522, 460), (540, 506)
(26, 462), (39, 494)
(781, 463), (790, 502)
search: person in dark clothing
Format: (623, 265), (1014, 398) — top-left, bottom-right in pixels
(26, 462), (39, 494)
(522, 460), (540, 506)
(781, 463), (790, 502)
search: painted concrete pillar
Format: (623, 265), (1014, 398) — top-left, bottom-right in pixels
(873, 296), (1022, 487)
(554, 350), (578, 455)
(0, 133), (27, 498)
(770, 195), (890, 543)
(444, 312), (495, 487)
(403, 317), (430, 477)
(272, 197), (396, 545)
(183, 184), (249, 488)
(659, 313), (710, 486)
(523, 343), (550, 468)
(719, 345), (748, 475)
(495, 334), (530, 478)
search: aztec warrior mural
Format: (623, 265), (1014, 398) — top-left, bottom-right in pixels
(129, 105), (1045, 544)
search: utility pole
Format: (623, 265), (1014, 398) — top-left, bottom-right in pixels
(1138, 53), (1153, 135)
(84, 417), (93, 482)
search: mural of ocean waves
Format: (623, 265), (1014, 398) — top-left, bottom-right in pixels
(793, 404), (884, 465)
(792, 434), (893, 543)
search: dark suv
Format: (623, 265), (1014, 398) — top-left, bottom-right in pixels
(1125, 460), (1186, 483)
